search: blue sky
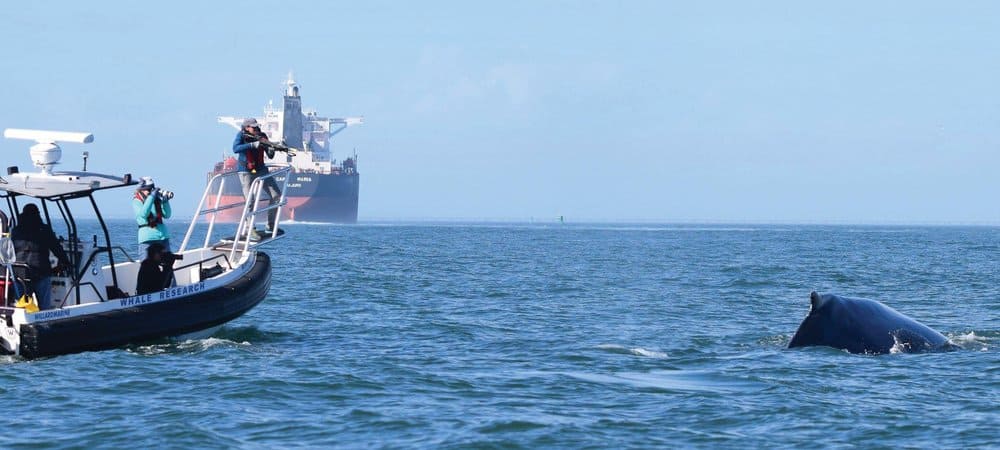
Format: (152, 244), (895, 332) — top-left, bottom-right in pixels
(1, 1), (998, 223)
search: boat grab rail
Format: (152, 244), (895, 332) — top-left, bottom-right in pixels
(179, 167), (290, 261)
(56, 281), (105, 307)
(229, 168), (290, 261)
(111, 246), (136, 264)
(78, 246), (135, 282)
(198, 201), (246, 215)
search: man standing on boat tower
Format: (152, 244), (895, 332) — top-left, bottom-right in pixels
(232, 117), (282, 236)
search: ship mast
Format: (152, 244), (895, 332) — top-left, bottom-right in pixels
(280, 72), (304, 149)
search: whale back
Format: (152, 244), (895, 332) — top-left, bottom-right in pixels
(788, 292), (951, 354)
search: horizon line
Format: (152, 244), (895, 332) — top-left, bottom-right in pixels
(79, 215), (1000, 227)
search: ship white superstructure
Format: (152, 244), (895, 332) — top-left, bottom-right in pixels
(218, 74), (363, 174)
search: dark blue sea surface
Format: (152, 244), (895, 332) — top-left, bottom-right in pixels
(1, 222), (997, 448)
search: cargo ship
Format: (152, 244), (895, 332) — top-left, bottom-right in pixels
(211, 75), (363, 223)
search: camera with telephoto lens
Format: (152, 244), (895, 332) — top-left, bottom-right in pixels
(155, 188), (174, 200)
(161, 251), (183, 264)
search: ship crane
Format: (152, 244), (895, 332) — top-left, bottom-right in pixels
(217, 116), (246, 131)
(328, 117), (364, 138)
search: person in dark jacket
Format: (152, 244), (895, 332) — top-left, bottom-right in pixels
(136, 242), (174, 295)
(11, 203), (71, 310)
(232, 117), (282, 237)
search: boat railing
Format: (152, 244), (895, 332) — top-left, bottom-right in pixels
(56, 281), (105, 308)
(76, 245), (134, 282)
(179, 167), (290, 262)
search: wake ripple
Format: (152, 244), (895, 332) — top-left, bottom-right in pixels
(595, 344), (669, 359)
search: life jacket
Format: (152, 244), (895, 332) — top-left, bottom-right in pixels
(243, 131), (267, 172)
(135, 191), (164, 228)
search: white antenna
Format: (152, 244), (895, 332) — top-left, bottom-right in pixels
(3, 129), (94, 175)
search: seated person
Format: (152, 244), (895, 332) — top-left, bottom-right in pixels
(136, 243), (175, 295)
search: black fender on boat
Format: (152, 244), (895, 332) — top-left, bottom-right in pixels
(19, 252), (272, 359)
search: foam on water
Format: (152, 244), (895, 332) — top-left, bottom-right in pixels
(126, 337), (251, 356)
(595, 344), (669, 359)
(946, 331), (991, 351)
(564, 370), (765, 394)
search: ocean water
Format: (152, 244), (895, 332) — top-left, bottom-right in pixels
(0, 222), (997, 448)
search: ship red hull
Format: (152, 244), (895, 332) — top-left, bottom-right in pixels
(207, 170), (359, 223)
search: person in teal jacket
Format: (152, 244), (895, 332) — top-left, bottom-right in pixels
(132, 176), (172, 256)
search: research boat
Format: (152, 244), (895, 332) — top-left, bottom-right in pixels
(0, 128), (289, 358)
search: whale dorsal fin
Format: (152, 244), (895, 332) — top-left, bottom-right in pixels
(809, 291), (827, 310)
